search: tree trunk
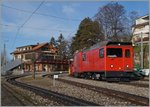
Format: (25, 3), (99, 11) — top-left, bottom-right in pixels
(32, 63), (35, 79)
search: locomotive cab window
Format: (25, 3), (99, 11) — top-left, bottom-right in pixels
(99, 48), (104, 58)
(107, 48), (122, 57)
(125, 49), (130, 58)
(82, 54), (86, 61)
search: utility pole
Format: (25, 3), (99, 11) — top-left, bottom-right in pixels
(140, 32), (143, 69)
(3, 43), (6, 65)
(32, 52), (36, 79)
(149, 32), (150, 75)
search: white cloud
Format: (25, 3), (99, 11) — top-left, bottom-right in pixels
(62, 5), (75, 16)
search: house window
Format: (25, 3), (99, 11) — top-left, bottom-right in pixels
(42, 47), (48, 51)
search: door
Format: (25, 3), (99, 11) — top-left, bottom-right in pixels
(124, 49), (133, 71)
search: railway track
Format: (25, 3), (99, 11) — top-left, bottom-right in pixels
(140, 79), (149, 82)
(57, 78), (149, 106)
(46, 73), (148, 88)
(6, 75), (99, 106)
(97, 78), (149, 88)
(117, 82), (149, 88)
(2, 83), (26, 106)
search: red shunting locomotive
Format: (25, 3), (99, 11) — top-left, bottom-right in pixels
(69, 41), (134, 81)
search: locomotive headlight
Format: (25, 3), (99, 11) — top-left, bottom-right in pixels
(126, 65), (129, 67)
(110, 65), (113, 68)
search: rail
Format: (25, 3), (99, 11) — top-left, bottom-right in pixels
(6, 75), (99, 106)
(57, 78), (149, 106)
(118, 82), (149, 88)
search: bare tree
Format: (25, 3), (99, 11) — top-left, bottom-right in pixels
(95, 2), (127, 41)
(128, 11), (139, 40)
(129, 11), (139, 26)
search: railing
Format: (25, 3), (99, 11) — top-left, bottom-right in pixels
(35, 59), (69, 65)
(1, 59), (22, 75)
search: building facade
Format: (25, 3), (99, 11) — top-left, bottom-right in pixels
(11, 42), (69, 72)
(132, 15), (149, 44)
(132, 15), (149, 69)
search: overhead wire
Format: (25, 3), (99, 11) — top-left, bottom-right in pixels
(20, 1), (45, 28)
(1, 2), (92, 48)
(1, 23), (75, 43)
(11, 0), (45, 48)
(0, 23), (71, 32)
(1, 4), (81, 22)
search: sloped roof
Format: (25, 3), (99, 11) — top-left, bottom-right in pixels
(82, 41), (132, 52)
(141, 15), (149, 19)
(11, 42), (50, 54)
(32, 43), (48, 51)
(16, 45), (36, 49)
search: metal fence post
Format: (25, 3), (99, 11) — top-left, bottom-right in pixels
(141, 32), (143, 69)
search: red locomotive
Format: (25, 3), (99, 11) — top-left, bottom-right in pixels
(69, 41), (134, 81)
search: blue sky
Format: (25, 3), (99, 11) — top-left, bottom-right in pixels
(1, 0), (149, 59)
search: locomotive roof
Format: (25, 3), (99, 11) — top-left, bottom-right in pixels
(82, 41), (132, 52)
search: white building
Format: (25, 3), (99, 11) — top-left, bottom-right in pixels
(132, 15), (149, 76)
(132, 15), (149, 44)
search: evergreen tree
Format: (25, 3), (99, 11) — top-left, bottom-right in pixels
(57, 34), (68, 60)
(71, 17), (104, 53)
(50, 36), (57, 47)
(57, 33), (64, 43)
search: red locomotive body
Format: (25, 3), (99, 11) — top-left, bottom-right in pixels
(70, 41), (134, 80)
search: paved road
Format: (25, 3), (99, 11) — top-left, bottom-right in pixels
(1, 84), (25, 106)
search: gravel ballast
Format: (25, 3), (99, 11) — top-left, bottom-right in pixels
(61, 76), (149, 98)
(3, 78), (64, 106)
(16, 75), (147, 106)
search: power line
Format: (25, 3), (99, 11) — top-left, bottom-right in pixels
(0, 23), (72, 32)
(1, 4), (81, 22)
(11, 1), (45, 48)
(20, 1), (45, 28)
(1, 23), (75, 43)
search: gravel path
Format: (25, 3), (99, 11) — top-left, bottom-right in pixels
(60, 76), (149, 98)
(17, 75), (141, 106)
